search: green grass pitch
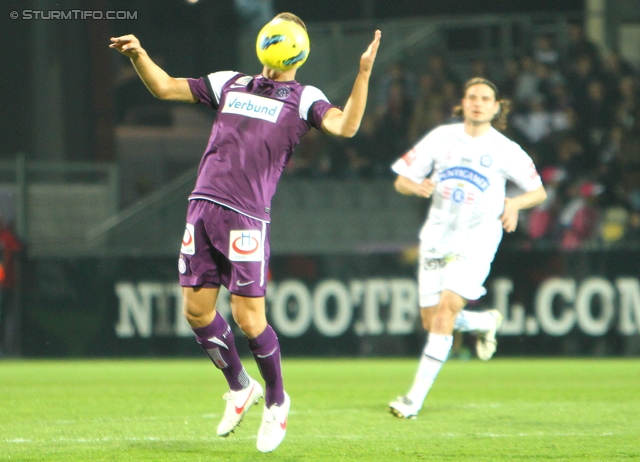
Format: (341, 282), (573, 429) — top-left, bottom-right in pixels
(1, 358), (639, 461)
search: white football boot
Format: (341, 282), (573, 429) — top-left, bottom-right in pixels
(256, 392), (290, 453)
(389, 396), (419, 419)
(216, 378), (263, 437)
(476, 309), (504, 361)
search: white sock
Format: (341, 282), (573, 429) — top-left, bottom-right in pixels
(406, 333), (453, 408)
(454, 310), (495, 333)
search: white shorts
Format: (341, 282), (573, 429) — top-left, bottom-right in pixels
(417, 247), (491, 307)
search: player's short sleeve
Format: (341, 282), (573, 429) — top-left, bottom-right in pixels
(504, 141), (543, 192)
(300, 86), (338, 129)
(391, 130), (438, 183)
(187, 71), (239, 109)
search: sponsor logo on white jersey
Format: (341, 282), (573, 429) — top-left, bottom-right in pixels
(438, 166), (490, 191)
(222, 92), (283, 123)
(229, 229), (263, 261)
(181, 223), (195, 255)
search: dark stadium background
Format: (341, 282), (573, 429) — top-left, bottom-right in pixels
(3, 0), (586, 158)
(2, 0), (640, 359)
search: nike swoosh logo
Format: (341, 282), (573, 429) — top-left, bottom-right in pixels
(208, 336), (229, 349)
(279, 417), (287, 430)
(237, 280), (254, 287)
(235, 384), (256, 414)
(256, 347), (278, 359)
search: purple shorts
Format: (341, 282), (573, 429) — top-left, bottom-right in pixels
(178, 199), (270, 297)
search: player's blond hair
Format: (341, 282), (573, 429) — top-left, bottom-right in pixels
(453, 77), (511, 131)
(274, 12), (307, 31)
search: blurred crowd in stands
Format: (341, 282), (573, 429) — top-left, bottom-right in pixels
(285, 24), (640, 249)
(112, 21), (640, 250)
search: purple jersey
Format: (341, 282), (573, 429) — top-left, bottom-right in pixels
(187, 72), (338, 222)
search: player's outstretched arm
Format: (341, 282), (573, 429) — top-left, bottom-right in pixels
(321, 30), (381, 138)
(501, 185), (547, 232)
(109, 35), (197, 103)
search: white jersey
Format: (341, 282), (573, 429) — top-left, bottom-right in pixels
(392, 123), (542, 260)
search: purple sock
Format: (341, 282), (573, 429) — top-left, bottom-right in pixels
(248, 325), (284, 407)
(192, 312), (248, 391)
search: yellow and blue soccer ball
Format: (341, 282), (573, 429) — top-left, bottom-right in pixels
(256, 18), (310, 72)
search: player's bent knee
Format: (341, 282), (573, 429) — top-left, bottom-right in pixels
(183, 305), (210, 322)
(234, 317), (267, 339)
(420, 312), (434, 331)
(230, 295), (267, 338)
(181, 286), (218, 327)
(420, 307), (437, 331)
(438, 291), (466, 316)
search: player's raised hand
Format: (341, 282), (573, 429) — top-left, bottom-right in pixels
(360, 30), (381, 74)
(109, 35), (144, 58)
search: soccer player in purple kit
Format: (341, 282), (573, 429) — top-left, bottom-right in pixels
(110, 12), (381, 453)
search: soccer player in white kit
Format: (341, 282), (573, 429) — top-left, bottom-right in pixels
(389, 78), (547, 419)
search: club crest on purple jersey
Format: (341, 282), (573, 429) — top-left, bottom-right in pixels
(275, 87), (291, 99)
